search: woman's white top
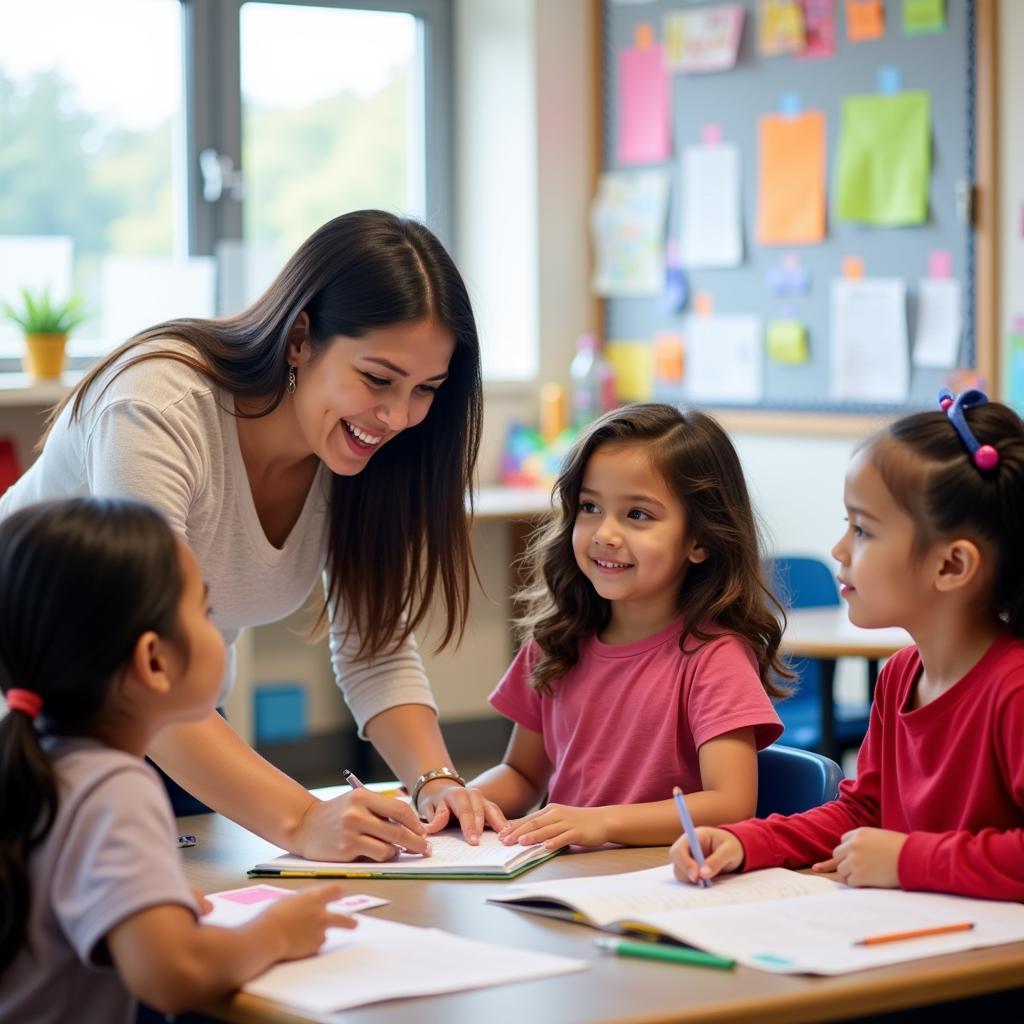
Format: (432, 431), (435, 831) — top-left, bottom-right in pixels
(0, 344), (437, 733)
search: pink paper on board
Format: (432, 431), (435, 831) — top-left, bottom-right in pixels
(801, 0), (837, 58)
(701, 123), (723, 145)
(929, 249), (953, 279)
(220, 885), (288, 905)
(618, 43), (671, 165)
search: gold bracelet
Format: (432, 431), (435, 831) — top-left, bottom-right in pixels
(411, 766), (466, 811)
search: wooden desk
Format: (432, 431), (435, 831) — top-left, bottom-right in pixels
(780, 608), (911, 761)
(180, 796), (1024, 1024)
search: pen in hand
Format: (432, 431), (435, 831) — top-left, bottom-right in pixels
(342, 768), (431, 856)
(672, 786), (710, 888)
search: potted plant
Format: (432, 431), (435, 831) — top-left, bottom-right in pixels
(1, 286), (88, 381)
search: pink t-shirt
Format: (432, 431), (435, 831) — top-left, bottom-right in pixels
(489, 619), (782, 807)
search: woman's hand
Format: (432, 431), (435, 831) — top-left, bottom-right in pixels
(417, 780), (508, 844)
(670, 826), (745, 884)
(293, 787), (431, 862)
(813, 827), (907, 888)
(259, 884), (358, 961)
(499, 804), (610, 850)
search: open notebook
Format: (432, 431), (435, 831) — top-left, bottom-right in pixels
(249, 830), (560, 879)
(489, 865), (1024, 975)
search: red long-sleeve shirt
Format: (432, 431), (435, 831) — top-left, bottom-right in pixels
(726, 632), (1024, 901)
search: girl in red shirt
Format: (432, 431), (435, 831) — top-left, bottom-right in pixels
(672, 389), (1024, 901)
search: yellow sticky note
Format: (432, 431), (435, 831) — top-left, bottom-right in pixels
(841, 255), (865, 279)
(653, 332), (685, 382)
(606, 340), (654, 401)
(767, 320), (809, 365)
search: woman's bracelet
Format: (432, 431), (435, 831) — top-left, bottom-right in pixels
(411, 766), (466, 811)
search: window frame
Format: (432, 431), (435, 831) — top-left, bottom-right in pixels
(183, 0), (454, 259)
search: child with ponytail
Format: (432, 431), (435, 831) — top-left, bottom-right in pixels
(0, 497), (355, 1022)
(672, 390), (1024, 900)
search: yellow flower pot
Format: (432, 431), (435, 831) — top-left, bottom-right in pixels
(23, 332), (68, 381)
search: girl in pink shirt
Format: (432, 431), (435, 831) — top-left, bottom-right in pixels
(672, 389), (1024, 902)
(471, 404), (785, 851)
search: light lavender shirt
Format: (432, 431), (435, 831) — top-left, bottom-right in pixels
(0, 738), (197, 1024)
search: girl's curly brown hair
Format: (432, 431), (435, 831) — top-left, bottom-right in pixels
(516, 403), (792, 697)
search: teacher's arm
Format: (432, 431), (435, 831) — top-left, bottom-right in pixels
(328, 598), (506, 842)
(363, 704), (508, 842)
(147, 712), (429, 860)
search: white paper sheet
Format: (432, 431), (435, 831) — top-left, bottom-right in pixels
(680, 143), (743, 269)
(590, 170), (670, 298)
(635, 887), (1024, 975)
(913, 278), (962, 368)
(830, 278), (909, 403)
(685, 314), (763, 404)
(214, 907), (586, 1013)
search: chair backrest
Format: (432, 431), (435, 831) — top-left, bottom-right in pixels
(768, 555), (839, 610)
(756, 743), (843, 817)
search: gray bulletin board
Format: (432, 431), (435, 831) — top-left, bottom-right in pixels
(602, 0), (977, 414)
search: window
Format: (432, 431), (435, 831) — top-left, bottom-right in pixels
(0, 0), (184, 354)
(0, 0), (451, 357)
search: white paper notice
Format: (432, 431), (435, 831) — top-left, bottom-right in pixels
(591, 170), (670, 298)
(686, 314), (763, 404)
(830, 279), (909, 403)
(680, 143), (743, 269)
(913, 278), (962, 368)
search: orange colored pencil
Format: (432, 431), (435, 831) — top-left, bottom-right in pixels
(855, 922), (974, 947)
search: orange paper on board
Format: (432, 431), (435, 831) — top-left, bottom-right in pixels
(845, 0), (885, 42)
(841, 255), (865, 279)
(757, 111), (826, 246)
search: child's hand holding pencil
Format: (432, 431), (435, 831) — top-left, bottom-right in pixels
(670, 824), (745, 886)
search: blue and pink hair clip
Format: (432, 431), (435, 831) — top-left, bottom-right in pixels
(937, 387), (1000, 471)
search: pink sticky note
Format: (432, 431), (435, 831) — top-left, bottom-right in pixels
(220, 885), (288, 905)
(929, 249), (953, 279)
(701, 123), (723, 145)
(801, 0), (837, 59)
(618, 43), (671, 165)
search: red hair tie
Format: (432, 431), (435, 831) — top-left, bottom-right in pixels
(6, 688), (43, 719)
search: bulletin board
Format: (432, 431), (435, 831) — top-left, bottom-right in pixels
(598, 0), (998, 430)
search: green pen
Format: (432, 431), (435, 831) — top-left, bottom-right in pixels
(595, 937), (735, 970)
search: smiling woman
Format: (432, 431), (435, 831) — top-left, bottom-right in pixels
(0, 210), (508, 861)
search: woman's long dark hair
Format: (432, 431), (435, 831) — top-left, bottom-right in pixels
(866, 400), (1024, 634)
(0, 497), (184, 976)
(517, 403), (791, 697)
(47, 210), (483, 658)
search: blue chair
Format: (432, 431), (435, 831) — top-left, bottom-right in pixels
(756, 743), (844, 817)
(768, 555), (872, 758)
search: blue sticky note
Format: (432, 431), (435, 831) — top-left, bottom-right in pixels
(877, 65), (903, 95)
(779, 91), (802, 117)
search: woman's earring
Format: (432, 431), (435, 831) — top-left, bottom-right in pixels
(287, 365), (297, 394)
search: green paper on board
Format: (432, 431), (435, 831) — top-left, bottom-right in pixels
(766, 320), (809, 365)
(903, 0), (945, 34)
(835, 91), (931, 226)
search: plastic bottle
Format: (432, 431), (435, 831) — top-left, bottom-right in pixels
(570, 333), (614, 429)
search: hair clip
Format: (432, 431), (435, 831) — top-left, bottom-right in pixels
(937, 388), (1000, 470)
